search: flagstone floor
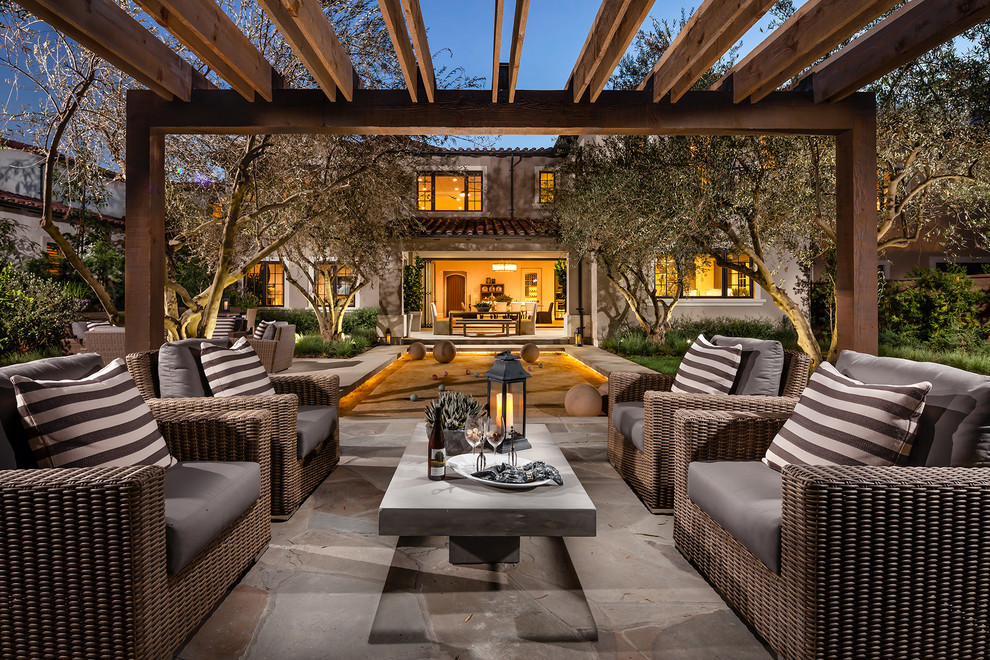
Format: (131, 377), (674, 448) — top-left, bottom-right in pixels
(178, 417), (772, 660)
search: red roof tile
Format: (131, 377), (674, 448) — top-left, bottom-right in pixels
(0, 190), (124, 225)
(417, 217), (555, 237)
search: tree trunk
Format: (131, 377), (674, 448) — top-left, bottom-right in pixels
(758, 275), (823, 369)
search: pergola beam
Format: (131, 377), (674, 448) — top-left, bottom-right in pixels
(132, 0), (274, 101)
(645, 0), (776, 102)
(804, 0), (990, 104)
(492, 0), (505, 102)
(507, 0), (531, 103)
(14, 0), (208, 101)
(587, 0), (654, 102)
(378, 0), (419, 102)
(259, 0), (357, 102)
(570, 0), (632, 102)
(400, 0), (436, 102)
(724, 0), (898, 104)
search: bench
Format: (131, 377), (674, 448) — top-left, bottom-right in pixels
(460, 317), (518, 336)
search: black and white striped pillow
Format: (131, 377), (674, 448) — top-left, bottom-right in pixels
(11, 359), (176, 469)
(253, 320), (276, 340)
(671, 334), (743, 395)
(212, 316), (238, 337)
(199, 337), (275, 397)
(86, 320), (112, 332)
(763, 361), (931, 471)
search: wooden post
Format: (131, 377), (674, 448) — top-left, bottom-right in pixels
(125, 93), (166, 353)
(834, 105), (878, 356)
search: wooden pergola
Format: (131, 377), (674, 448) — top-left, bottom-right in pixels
(18, 0), (990, 354)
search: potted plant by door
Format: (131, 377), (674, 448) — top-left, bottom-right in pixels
(403, 256), (425, 333)
(424, 391), (483, 456)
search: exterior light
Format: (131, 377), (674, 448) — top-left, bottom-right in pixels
(486, 350), (531, 455)
(492, 262), (516, 272)
(384, 328), (392, 345)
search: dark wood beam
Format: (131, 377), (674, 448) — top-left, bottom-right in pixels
(133, 0), (274, 101)
(378, 0), (418, 102)
(834, 109), (878, 355)
(507, 0), (531, 103)
(14, 0), (206, 101)
(132, 87), (874, 136)
(646, 0), (776, 102)
(587, 0), (654, 102)
(492, 0), (505, 102)
(725, 0), (898, 104)
(400, 0), (435, 102)
(124, 94), (166, 353)
(259, 0), (357, 102)
(570, 0), (632, 102)
(805, 0), (990, 104)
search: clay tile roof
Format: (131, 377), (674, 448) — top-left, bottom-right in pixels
(416, 217), (556, 237)
(0, 190), (124, 225)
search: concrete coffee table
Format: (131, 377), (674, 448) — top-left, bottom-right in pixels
(379, 423), (596, 564)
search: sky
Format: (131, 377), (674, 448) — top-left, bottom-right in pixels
(417, 0), (800, 149)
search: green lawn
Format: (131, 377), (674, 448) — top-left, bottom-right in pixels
(626, 355), (682, 374)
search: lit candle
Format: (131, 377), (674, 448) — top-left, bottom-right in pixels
(506, 393), (513, 431)
(494, 393), (503, 431)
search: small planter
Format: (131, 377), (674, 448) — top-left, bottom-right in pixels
(426, 427), (471, 456)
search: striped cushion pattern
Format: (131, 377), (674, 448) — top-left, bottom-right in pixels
(671, 334), (743, 395)
(86, 321), (112, 332)
(763, 361), (932, 471)
(253, 320), (276, 340)
(199, 337), (275, 397)
(11, 359), (176, 469)
(212, 316), (239, 337)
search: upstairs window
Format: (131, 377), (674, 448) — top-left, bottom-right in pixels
(245, 262), (284, 307)
(538, 171), (555, 204)
(417, 172), (482, 212)
(655, 253), (754, 298)
(316, 263), (357, 308)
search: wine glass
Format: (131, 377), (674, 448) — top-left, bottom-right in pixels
(465, 413), (487, 471)
(487, 424), (505, 461)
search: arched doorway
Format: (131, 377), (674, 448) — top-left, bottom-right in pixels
(444, 273), (465, 316)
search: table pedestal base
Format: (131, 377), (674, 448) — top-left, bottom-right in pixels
(449, 536), (520, 564)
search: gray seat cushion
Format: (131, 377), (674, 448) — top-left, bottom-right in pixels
(158, 338), (229, 398)
(688, 460), (783, 573)
(297, 405), (338, 459)
(70, 321), (89, 341)
(712, 335), (784, 396)
(836, 350), (990, 467)
(0, 354), (106, 469)
(612, 401), (645, 452)
(164, 461), (261, 574)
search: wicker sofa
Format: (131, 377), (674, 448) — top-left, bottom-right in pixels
(126, 341), (340, 518)
(0, 354), (272, 659)
(673, 350), (990, 659)
(608, 344), (810, 511)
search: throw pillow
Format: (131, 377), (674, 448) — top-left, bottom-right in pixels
(671, 334), (743, 395)
(11, 358), (176, 469)
(763, 361), (932, 471)
(212, 317), (239, 337)
(712, 335), (785, 396)
(253, 320), (276, 340)
(199, 337), (275, 397)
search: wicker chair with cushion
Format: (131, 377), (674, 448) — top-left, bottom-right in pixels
(247, 322), (295, 373)
(672, 350), (990, 659)
(608, 339), (810, 512)
(82, 325), (128, 365)
(0, 354), (272, 660)
(126, 339), (340, 518)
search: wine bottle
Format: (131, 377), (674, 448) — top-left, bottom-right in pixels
(428, 406), (446, 481)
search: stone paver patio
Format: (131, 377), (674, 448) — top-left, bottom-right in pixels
(178, 416), (771, 659)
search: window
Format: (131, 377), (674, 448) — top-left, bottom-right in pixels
(538, 171), (555, 204)
(245, 262), (284, 306)
(45, 243), (64, 276)
(655, 253), (754, 298)
(417, 172), (482, 211)
(524, 272), (539, 300)
(316, 263), (357, 308)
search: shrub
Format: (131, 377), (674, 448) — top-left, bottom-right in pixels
(403, 256), (424, 313)
(604, 316), (799, 358)
(326, 339), (356, 358)
(0, 267), (79, 355)
(258, 307), (320, 335)
(294, 334), (326, 357)
(879, 264), (990, 343)
(0, 346), (64, 367)
(342, 306), (378, 333)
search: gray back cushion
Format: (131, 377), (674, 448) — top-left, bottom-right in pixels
(0, 354), (106, 469)
(158, 338), (229, 398)
(70, 321), (89, 341)
(836, 350), (990, 467)
(712, 336), (784, 396)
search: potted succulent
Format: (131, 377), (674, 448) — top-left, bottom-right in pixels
(424, 391), (483, 456)
(473, 300), (493, 313)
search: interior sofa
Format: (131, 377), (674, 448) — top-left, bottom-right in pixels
(673, 350), (990, 659)
(608, 340), (810, 511)
(0, 354), (272, 659)
(126, 338), (340, 518)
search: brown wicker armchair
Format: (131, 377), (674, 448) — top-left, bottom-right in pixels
(671, 351), (990, 659)
(82, 327), (128, 365)
(247, 323), (296, 373)
(126, 347), (340, 518)
(607, 348), (810, 512)
(0, 403), (272, 660)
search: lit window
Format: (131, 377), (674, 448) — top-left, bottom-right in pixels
(245, 262), (284, 307)
(45, 243), (64, 276)
(417, 172), (482, 212)
(655, 253), (753, 298)
(524, 272), (538, 300)
(538, 171), (555, 204)
(316, 263), (357, 308)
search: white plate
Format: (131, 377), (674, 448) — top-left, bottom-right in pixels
(445, 454), (556, 489)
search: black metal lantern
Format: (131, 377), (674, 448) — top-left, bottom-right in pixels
(485, 350), (531, 452)
(384, 327), (392, 345)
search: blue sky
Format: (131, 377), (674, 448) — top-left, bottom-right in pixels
(418, 0), (795, 149)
